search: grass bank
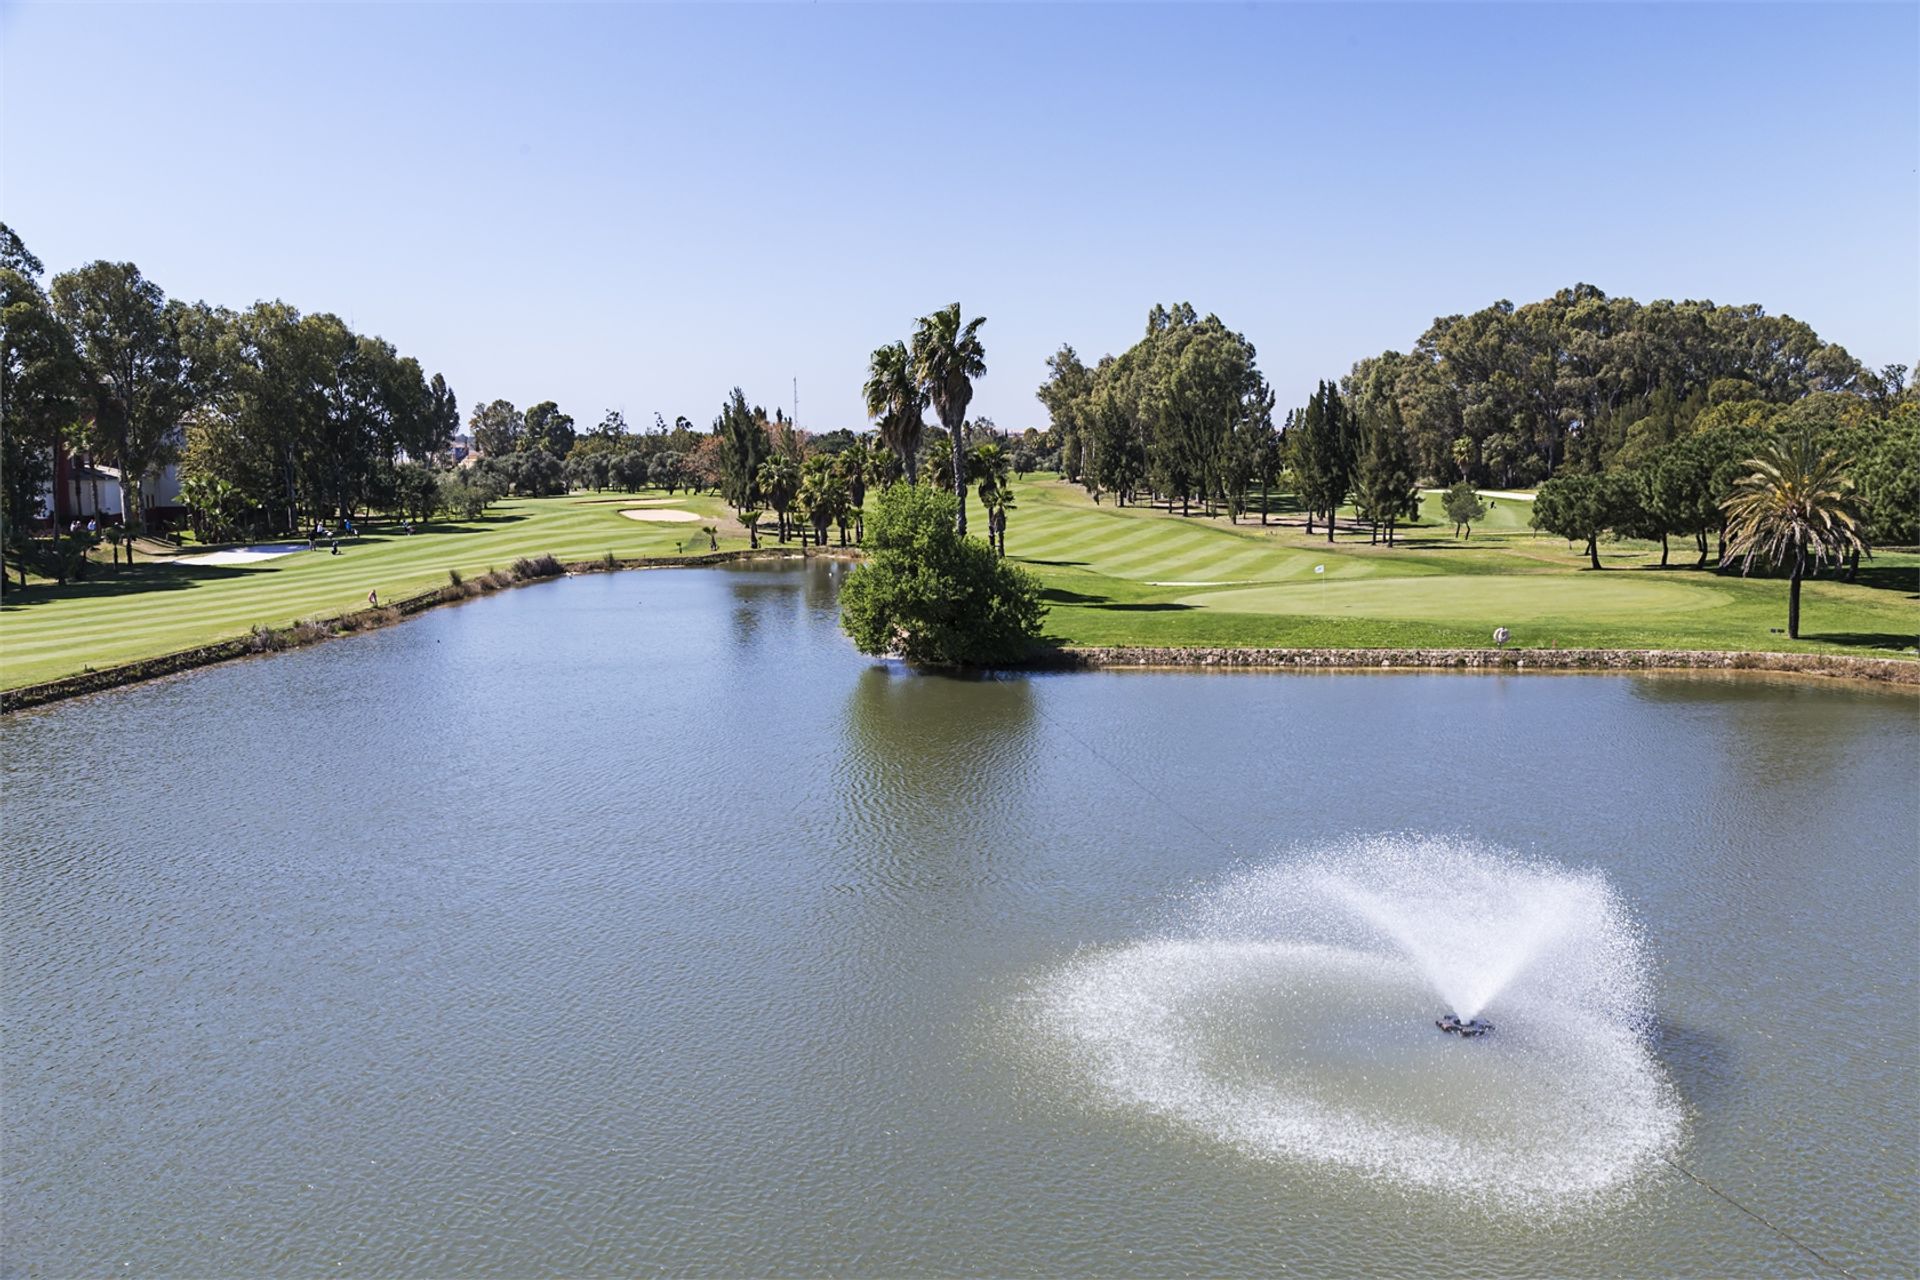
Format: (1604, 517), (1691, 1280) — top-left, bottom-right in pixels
(0, 490), (754, 689)
(1004, 478), (1918, 658)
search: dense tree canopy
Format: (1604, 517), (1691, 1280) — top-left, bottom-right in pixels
(1344, 284), (1873, 487)
(839, 482), (1045, 666)
(1036, 304), (1270, 519)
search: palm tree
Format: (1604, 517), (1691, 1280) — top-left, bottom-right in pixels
(834, 449), (869, 543)
(1722, 434), (1869, 640)
(909, 303), (987, 535)
(756, 456), (801, 542)
(863, 342), (925, 484)
(973, 441), (1014, 556)
(922, 434), (952, 490)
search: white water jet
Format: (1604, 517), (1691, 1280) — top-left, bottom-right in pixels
(1037, 835), (1682, 1211)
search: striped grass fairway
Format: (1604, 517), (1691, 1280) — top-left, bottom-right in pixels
(0, 492), (745, 689)
(1005, 478), (1920, 658)
(2, 479), (1915, 691)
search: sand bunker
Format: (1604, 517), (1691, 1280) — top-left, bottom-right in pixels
(178, 543), (308, 565)
(619, 509), (705, 523)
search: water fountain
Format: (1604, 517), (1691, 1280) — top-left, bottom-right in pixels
(1038, 835), (1682, 1211)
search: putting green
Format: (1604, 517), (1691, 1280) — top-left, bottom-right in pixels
(1180, 574), (1735, 622)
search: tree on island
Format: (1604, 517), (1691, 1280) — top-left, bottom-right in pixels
(1722, 434), (1869, 639)
(909, 304), (987, 535)
(839, 482), (1045, 666)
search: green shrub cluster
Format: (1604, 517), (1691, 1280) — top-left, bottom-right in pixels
(839, 483), (1045, 666)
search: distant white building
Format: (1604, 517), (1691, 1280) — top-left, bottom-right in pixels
(42, 453), (184, 530)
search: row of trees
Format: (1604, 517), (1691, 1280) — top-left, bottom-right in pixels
(1343, 283), (1899, 486)
(1, 223), (469, 580)
(1037, 303), (1276, 519)
(1526, 393), (1916, 571)
(1034, 289), (1915, 564)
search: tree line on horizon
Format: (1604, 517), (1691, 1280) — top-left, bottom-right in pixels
(1036, 285), (1917, 567)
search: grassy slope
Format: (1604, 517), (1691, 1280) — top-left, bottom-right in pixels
(1006, 478), (1920, 656)
(0, 491), (745, 688)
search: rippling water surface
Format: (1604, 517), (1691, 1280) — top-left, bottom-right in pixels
(4, 562), (1915, 1277)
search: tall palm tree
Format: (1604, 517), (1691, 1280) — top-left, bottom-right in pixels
(910, 304), (987, 535)
(862, 342), (925, 484)
(1722, 433), (1869, 640)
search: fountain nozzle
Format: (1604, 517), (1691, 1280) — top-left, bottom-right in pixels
(1436, 1013), (1494, 1038)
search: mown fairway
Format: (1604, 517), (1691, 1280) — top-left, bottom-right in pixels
(3, 478), (1916, 690)
(1006, 478), (1920, 655)
(0, 492), (746, 688)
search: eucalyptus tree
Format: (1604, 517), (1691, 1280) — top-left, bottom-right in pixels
(1355, 285), (1867, 482)
(1722, 435), (1869, 638)
(1036, 345), (1092, 483)
(469, 399), (521, 456)
(49, 260), (196, 536)
(0, 225), (83, 582)
(909, 303), (987, 535)
(649, 450), (685, 493)
(863, 341), (925, 482)
(523, 401), (575, 458)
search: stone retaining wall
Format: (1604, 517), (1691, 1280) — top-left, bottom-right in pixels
(1046, 646), (1919, 684)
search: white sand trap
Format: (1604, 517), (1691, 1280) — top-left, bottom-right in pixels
(178, 543), (308, 565)
(620, 508), (705, 523)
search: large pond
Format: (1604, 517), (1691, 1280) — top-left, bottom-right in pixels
(4, 562), (1915, 1277)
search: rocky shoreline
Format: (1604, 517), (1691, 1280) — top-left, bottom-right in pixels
(1042, 646), (1919, 684)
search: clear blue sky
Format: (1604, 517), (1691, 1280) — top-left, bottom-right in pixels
(5, 3), (1915, 433)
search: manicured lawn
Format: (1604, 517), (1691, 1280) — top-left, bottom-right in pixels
(1005, 478), (1920, 656)
(0, 491), (745, 689)
(4, 477), (1915, 691)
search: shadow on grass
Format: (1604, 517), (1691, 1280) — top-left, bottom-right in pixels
(405, 515), (529, 534)
(1799, 631), (1920, 651)
(0, 562), (255, 609)
(1040, 586), (1108, 605)
(1843, 564), (1920, 596)
(1025, 558), (1089, 568)
(1093, 602), (1194, 612)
